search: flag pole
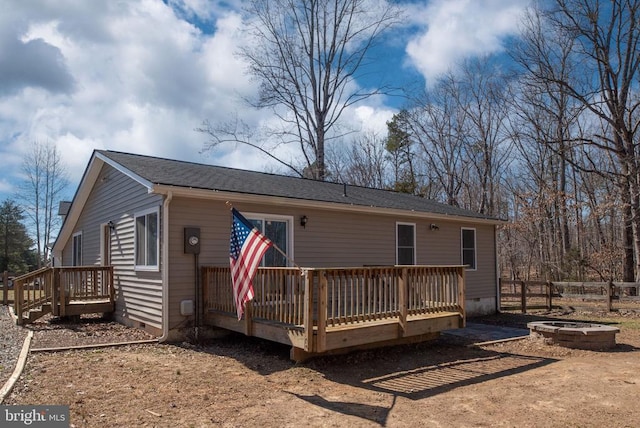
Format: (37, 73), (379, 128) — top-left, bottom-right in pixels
(226, 201), (303, 271)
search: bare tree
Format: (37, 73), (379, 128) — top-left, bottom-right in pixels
(454, 57), (513, 217)
(395, 76), (469, 205)
(199, 0), (402, 180)
(19, 141), (68, 267)
(537, 0), (640, 281)
(331, 132), (390, 188)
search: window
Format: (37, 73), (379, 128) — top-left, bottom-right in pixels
(247, 214), (293, 267)
(396, 223), (415, 265)
(135, 208), (159, 270)
(462, 228), (476, 270)
(72, 232), (82, 266)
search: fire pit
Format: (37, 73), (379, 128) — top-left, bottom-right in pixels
(527, 321), (619, 350)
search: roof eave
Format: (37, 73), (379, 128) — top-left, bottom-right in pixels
(151, 184), (505, 225)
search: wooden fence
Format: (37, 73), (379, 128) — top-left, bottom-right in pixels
(500, 279), (640, 313)
(1, 270), (11, 305)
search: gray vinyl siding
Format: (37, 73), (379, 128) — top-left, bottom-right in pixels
(167, 198), (497, 326)
(60, 164), (164, 330)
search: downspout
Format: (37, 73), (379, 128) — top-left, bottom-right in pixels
(159, 191), (173, 342)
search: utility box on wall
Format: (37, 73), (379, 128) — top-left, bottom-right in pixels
(184, 227), (200, 254)
(180, 299), (194, 316)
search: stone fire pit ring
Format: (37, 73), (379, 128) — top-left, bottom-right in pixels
(527, 321), (620, 350)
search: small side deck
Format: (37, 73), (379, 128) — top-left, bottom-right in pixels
(12, 266), (115, 325)
(203, 266), (465, 361)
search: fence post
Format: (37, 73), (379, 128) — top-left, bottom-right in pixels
(520, 280), (527, 314)
(547, 280), (552, 311)
(2, 271), (7, 306)
(606, 281), (613, 312)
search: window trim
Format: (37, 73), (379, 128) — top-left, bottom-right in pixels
(72, 231), (82, 266)
(134, 207), (160, 272)
(396, 222), (416, 265)
(461, 227), (477, 271)
(245, 212), (294, 267)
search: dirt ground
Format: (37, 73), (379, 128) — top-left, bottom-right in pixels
(5, 310), (640, 428)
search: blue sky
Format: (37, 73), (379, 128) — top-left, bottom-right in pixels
(0, 0), (530, 204)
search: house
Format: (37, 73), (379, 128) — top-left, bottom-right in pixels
(49, 150), (504, 358)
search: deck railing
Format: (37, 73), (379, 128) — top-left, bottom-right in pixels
(13, 266), (54, 315)
(13, 266), (114, 324)
(202, 265), (465, 329)
(203, 267), (306, 325)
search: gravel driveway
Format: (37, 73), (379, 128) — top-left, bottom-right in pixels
(0, 306), (28, 390)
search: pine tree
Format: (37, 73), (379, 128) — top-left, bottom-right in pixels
(0, 199), (36, 274)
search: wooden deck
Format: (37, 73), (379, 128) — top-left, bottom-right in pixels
(203, 266), (466, 361)
(13, 266), (115, 325)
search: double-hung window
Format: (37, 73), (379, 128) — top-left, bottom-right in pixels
(72, 232), (82, 266)
(246, 214), (293, 267)
(461, 228), (477, 270)
(396, 223), (416, 265)
(135, 207), (159, 270)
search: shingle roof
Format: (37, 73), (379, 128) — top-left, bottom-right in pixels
(97, 150), (500, 221)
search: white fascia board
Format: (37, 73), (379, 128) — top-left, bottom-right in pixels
(94, 151), (155, 190)
(151, 184), (505, 226)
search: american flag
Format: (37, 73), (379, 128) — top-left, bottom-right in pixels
(229, 208), (272, 320)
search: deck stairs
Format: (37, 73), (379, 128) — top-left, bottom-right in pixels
(12, 266), (115, 325)
(24, 302), (53, 323)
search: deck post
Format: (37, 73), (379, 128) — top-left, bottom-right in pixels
(244, 301), (253, 336)
(457, 267), (466, 327)
(51, 268), (59, 316)
(59, 269), (66, 317)
(15, 277), (23, 325)
(303, 270), (314, 352)
(398, 268), (408, 336)
(109, 266), (115, 304)
(316, 270), (327, 353)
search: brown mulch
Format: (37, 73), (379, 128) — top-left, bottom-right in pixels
(26, 313), (156, 350)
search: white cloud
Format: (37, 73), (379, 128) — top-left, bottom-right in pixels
(0, 0), (529, 204)
(0, 0), (263, 202)
(405, 0), (529, 84)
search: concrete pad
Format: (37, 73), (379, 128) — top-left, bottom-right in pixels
(443, 322), (529, 344)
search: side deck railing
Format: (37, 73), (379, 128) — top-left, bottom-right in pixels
(13, 266), (115, 324)
(203, 265), (465, 331)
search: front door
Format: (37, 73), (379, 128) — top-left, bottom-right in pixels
(101, 223), (112, 266)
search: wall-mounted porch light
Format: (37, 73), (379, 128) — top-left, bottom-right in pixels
(300, 215), (308, 228)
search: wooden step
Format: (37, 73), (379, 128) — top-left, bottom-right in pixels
(26, 303), (52, 323)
